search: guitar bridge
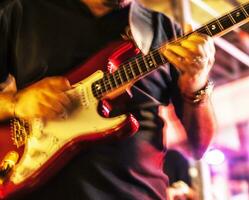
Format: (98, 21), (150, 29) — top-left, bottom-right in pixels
(0, 151), (19, 184)
(10, 118), (31, 148)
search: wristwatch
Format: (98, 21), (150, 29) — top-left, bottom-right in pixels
(182, 80), (214, 104)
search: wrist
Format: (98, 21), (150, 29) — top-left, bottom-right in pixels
(181, 80), (214, 104)
(178, 71), (211, 93)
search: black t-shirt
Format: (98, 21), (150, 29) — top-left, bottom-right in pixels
(0, 0), (131, 87)
(164, 150), (192, 187)
(0, 0), (183, 199)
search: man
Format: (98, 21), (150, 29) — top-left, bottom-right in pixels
(0, 0), (216, 199)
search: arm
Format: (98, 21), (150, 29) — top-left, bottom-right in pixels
(180, 93), (216, 159)
(162, 33), (217, 159)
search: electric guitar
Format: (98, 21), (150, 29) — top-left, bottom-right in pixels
(0, 2), (249, 199)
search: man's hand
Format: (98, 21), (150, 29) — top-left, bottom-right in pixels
(168, 181), (197, 200)
(14, 77), (71, 120)
(161, 33), (215, 94)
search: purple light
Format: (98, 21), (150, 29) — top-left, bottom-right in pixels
(204, 149), (226, 165)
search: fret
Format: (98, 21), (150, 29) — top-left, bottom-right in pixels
(241, 5), (249, 17)
(149, 52), (157, 67)
(219, 15), (235, 30)
(113, 71), (122, 86)
(144, 54), (156, 70)
(216, 19), (224, 31)
(206, 21), (222, 36)
(103, 75), (112, 91)
(130, 60), (141, 76)
(92, 80), (103, 98)
(244, 4), (249, 15)
(120, 66), (129, 83)
(117, 69), (124, 84)
(100, 78), (107, 93)
(142, 55), (150, 72)
(122, 65), (130, 82)
(135, 58), (143, 74)
(136, 56), (147, 73)
(97, 80), (105, 94)
(230, 8), (247, 23)
(228, 13), (236, 24)
(127, 62), (135, 79)
(109, 74), (117, 88)
(204, 25), (213, 36)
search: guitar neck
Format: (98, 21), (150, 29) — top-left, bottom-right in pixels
(189, 2), (249, 37)
(92, 2), (249, 100)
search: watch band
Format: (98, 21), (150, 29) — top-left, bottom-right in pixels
(182, 81), (214, 104)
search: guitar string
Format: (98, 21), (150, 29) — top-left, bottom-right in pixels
(91, 4), (249, 98)
(116, 2), (249, 69)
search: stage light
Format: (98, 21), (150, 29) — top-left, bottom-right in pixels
(203, 149), (225, 165)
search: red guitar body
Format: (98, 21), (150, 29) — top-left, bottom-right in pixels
(0, 40), (140, 199)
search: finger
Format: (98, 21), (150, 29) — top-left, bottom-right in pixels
(45, 76), (71, 91)
(161, 49), (186, 73)
(40, 96), (65, 115)
(43, 89), (71, 109)
(162, 49), (201, 75)
(187, 37), (215, 64)
(57, 92), (72, 108)
(166, 44), (195, 62)
(187, 33), (210, 43)
(201, 38), (215, 59)
(180, 40), (206, 57)
(188, 33), (215, 57)
(36, 103), (58, 119)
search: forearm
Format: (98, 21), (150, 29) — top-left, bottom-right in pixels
(0, 92), (15, 121)
(181, 99), (216, 159)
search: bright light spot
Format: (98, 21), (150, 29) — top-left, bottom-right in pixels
(204, 149), (225, 165)
(189, 167), (198, 178)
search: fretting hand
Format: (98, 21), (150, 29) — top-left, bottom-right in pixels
(161, 33), (215, 95)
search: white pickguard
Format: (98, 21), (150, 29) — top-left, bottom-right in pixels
(10, 71), (127, 184)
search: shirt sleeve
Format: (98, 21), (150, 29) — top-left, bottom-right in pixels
(0, 0), (20, 84)
(164, 18), (185, 121)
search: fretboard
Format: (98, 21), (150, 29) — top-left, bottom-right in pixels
(92, 2), (249, 99)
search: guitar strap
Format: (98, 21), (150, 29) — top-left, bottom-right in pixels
(129, 0), (168, 109)
(129, 0), (154, 55)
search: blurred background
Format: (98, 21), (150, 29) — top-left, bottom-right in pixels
(142, 0), (249, 199)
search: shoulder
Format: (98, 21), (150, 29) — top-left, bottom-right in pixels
(0, 0), (22, 19)
(133, 1), (182, 38)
